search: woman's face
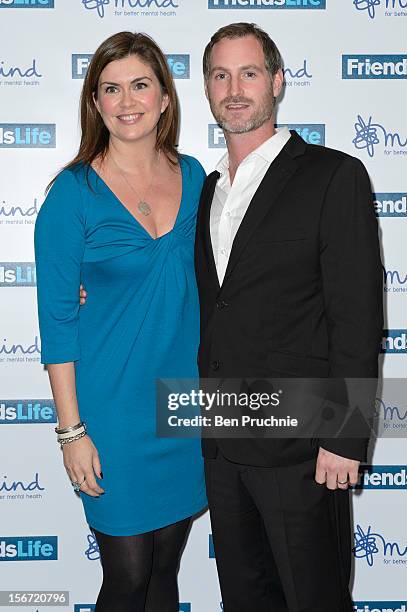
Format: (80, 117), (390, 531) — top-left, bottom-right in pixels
(94, 54), (169, 147)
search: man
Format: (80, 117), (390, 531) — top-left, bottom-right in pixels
(195, 23), (383, 611)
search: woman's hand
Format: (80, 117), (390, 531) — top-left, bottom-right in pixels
(62, 435), (104, 497)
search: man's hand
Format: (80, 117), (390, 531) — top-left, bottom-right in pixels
(315, 447), (359, 490)
(79, 284), (87, 306)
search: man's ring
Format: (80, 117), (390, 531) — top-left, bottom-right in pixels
(71, 476), (86, 492)
(337, 478), (348, 485)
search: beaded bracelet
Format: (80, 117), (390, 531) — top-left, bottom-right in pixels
(56, 423), (87, 449)
(59, 430), (87, 447)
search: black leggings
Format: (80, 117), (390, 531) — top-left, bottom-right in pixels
(92, 516), (191, 612)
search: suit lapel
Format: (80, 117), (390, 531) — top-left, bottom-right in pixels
(221, 133), (305, 288)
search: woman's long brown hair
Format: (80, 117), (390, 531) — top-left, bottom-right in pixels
(48, 31), (180, 191)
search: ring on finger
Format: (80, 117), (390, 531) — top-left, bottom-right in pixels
(337, 478), (348, 485)
(71, 476), (86, 492)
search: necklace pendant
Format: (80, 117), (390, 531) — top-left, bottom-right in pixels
(138, 200), (152, 216)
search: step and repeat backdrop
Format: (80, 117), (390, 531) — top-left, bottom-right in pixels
(1, 1), (406, 611)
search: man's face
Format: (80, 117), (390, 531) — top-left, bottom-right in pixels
(205, 35), (283, 134)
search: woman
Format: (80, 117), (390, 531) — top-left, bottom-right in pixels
(34, 31), (207, 612)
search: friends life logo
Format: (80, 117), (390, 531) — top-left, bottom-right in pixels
(0, 0), (54, 8)
(81, 0), (178, 19)
(0, 58), (42, 88)
(208, 123), (325, 148)
(0, 472), (45, 502)
(0, 335), (41, 365)
(72, 53), (190, 80)
(375, 397), (407, 432)
(353, 524), (407, 568)
(0, 399), (56, 424)
(353, 466), (407, 490)
(383, 265), (407, 294)
(374, 193), (407, 217)
(0, 263), (36, 287)
(208, 0), (326, 10)
(0, 536), (57, 561)
(381, 330), (407, 354)
(352, 115), (407, 158)
(353, 604), (407, 612)
(353, 0), (407, 20)
(283, 59), (313, 89)
(0, 124), (55, 148)
(343, 55), (407, 79)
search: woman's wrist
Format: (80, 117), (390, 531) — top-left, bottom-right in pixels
(56, 422), (87, 448)
(55, 421), (84, 434)
(60, 431), (88, 448)
(56, 416), (81, 429)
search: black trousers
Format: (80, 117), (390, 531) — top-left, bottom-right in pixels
(204, 450), (353, 612)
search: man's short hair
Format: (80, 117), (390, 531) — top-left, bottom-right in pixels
(203, 22), (283, 81)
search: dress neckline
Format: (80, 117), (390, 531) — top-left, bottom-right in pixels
(88, 156), (185, 241)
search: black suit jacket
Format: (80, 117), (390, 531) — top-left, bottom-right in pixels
(195, 131), (383, 466)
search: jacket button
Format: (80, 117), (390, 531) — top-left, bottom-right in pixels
(216, 300), (228, 309)
(211, 360), (220, 371)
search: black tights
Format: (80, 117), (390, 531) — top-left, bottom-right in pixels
(93, 516), (191, 612)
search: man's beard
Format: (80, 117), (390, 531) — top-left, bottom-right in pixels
(209, 90), (275, 135)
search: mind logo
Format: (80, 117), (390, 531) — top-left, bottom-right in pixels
(81, 0), (179, 19)
(0, 59), (42, 88)
(353, 0), (407, 20)
(353, 115), (407, 157)
(85, 533), (100, 561)
(283, 60), (313, 88)
(82, 0), (109, 16)
(383, 266), (407, 294)
(353, 524), (407, 567)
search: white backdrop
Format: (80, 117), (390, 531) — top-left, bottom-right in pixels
(1, 1), (406, 611)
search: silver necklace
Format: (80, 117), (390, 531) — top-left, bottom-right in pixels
(110, 151), (160, 216)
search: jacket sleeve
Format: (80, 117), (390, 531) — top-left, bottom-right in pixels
(34, 170), (86, 364)
(318, 156), (383, 461)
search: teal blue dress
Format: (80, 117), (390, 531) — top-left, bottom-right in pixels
(35, 155), (207, 536)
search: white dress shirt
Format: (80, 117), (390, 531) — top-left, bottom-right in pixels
(210, 127), (291, 285)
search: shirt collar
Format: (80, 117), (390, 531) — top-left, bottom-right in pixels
(215, 126), (291, 177)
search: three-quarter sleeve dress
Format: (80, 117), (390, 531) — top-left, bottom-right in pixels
(34, 155), (207, 535)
